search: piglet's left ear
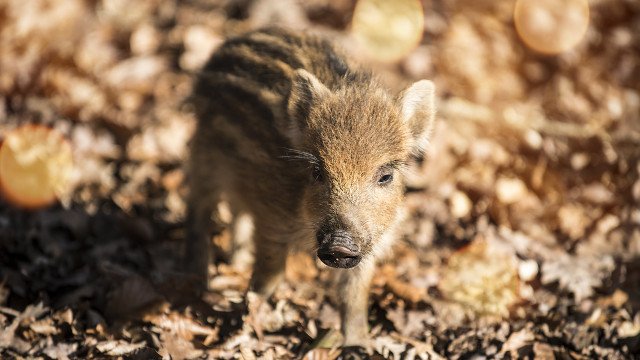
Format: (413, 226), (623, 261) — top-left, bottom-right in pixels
(399, 80), (436, 155)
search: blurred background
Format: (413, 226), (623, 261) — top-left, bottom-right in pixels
(0, 0), (639, 358)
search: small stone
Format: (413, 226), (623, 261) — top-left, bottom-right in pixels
(130, 23), (161, 55)
(524, 129), (543, 150)
(518, 260), (539, 282)
(496, 177), (527, 204)
(581, 183), (613, 204)
(570, 153), (589, 170)
(450, 190), (472, 218)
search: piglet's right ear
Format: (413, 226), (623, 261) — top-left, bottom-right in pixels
(399, 80), (436, 155)
(286, 69), (330, 145)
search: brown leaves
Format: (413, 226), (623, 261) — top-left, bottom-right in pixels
(0, 303), (47, 353)
(301, 329), (342, 360)
(96, 340), (146, 356)
(246, 291), (302, 336)
(380, 265), (429, 304)
(541, 253), (615, 302)
(42, 342), (78, 360)
(439, 238), (520, 317)
(0, 0), (638, 358)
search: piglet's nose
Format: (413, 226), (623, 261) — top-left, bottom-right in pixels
(317, 245), (361, 269)
(316, 230), (362, 269)
(326, 245), (359, 258)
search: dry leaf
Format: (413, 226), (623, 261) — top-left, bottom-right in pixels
(541, 254), (615, 302)
(439, 239), (520, 316)
(302, 328), (342, 360)
(501, 329), (534, 355)
(96, 340), (145, 356)
(145, 312), (216, 342)
(43, 343), (78, 360)
(533, 342), (555, 360)
(374, 336), (407, 359)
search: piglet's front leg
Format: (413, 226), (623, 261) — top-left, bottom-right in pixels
(338, 258), (375, 347)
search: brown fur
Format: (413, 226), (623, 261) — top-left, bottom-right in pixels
(186, 27), (436, 346)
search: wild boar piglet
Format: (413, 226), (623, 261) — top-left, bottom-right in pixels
(186, 27), (436, 346)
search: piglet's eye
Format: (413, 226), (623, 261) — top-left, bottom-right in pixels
(377, 173), (393, 186)
(311, 165), (324, 182)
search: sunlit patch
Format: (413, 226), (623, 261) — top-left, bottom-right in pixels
(439, 238), (520, 317)
(514, 0), (590, 55)
(352, 0), (424, 62)
(0, 125), (73, 209)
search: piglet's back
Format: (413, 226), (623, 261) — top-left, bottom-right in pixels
(192, 27), (370, 144)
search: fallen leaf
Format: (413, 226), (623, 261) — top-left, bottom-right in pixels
(374, 335), (407, 359)
(384, 275), (428, 304)
(145, 312), (216, 342)
(96, 340), (146, 356)
(43, 342), (78, 360)
(541, 254), (615, 301)
(501, 328), (534, 355)
(302, 328), (342, 360)
(439, 238), (520, 316)
(533, 342), (555, 360)
(30, 319), (58, 335)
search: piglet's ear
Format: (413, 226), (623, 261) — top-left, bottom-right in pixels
(286, 69), (330, 145)
(399, 80), (436, 155)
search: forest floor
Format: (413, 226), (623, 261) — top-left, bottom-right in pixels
(1, 0), (639, 358)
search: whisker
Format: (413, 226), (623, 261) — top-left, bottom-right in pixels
(279, 147), (320, 165)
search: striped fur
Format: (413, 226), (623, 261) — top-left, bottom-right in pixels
(186, 27), (436, 346)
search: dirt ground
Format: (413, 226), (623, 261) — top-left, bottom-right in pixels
(1, 0), (639, 358)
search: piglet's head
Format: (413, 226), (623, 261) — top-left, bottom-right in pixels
(286, 69), (436, 268)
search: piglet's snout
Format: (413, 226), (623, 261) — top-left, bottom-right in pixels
(316, 229), (361, 269)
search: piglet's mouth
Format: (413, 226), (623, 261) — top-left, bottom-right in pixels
(317, 245), (362, 268)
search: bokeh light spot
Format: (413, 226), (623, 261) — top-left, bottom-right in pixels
(352, 0), (424, 62)
(515, 0), (590, 55)
(0, 125), (73, 209)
